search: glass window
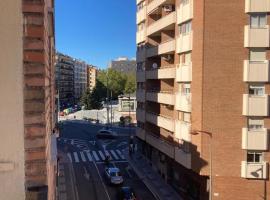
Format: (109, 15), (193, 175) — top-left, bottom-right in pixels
(250, 14), (267, 28)
(179, 21), (192, 34)
(249, 85), (265, 96)
(247, 151), (263, 163)
(248, 118), (264, 130)
(249, 49), (266, 61)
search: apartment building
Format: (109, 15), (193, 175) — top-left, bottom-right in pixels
(136, 0), (270, 199)
(0, 0), (57, 200)
(87, 65), (97, 91)
(56, 53), (75, 109)
(74, 59), (87, 103)
(108, 57), (137, 75)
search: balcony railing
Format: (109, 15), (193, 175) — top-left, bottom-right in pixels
(243, 60), (270, 82)
(242, 128), (268, 150)
(136, 29), (146, 44)
(176, 32), (193, 53)
(175, 120), (191, 142)
(244, 25), (270, 47)
(137, 48), (146, 62)
(146, 66), (176, 79)
(177, 0), (193, 24)
(136, 127), (146, 140)
(241, 161), (268, 179)
(147, 12), (176, 36)
(175, 93), (192, 112)
(136, 89), (145, 102)
(245, 0), (270, 13)
(176, 63), (192, 82)
(147, 0), (170, 14)
(136, 70), (145, 82)
(175, 147), (191, 169)
(146, 39), (176, 57)
(146, 91), (175, 105)
(136, 108), (145, 122)
(146, 112), (175, 132)
(137, 6), (146, 24)
(242, 94), (269, 116)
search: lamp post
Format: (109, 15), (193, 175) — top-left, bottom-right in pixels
(191, 130), (212, 200)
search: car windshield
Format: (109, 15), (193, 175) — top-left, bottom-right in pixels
(110, 171), (121, 177)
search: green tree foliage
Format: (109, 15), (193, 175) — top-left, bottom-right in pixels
(124, 74), (136, 94)
(81, 88), (91, 109)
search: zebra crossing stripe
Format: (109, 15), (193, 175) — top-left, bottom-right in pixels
(67, 153), (72, 163)
(110, 150), (119, 160)
(73, 152), (79, 163)
(116, 150), (125, 159)
(104, 150), (110, 156)
(92, 151), (100, 161)
(80, 152), (86, 162)
(85, 151), (93, 161)
(98, 151), (105, 161)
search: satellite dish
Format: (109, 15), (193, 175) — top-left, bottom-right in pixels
(152, 63), (158, 69)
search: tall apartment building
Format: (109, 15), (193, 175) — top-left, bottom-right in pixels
(74, 59), (87, 102)
(108, 57), (136, 74)
(87, 65), (97, 91)
(0, 0), (57, 200)
(136, 0), (270, 199)
(56, 53), (75, 109)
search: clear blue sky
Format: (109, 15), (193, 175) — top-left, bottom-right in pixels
(55, 0), (136, 69)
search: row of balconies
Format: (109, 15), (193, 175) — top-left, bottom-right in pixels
(136, 127), (192, 169)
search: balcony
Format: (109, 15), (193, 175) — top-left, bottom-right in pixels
(177, 0), (193, 24)
(147, 0), (174, 14)
(242, 128), (268, 150)
(175, 93), (191, 112)
(146, 40), (176, 58)
(243, 60), (270, 82)
(241, 161), (268, 179)
(146, 133), (174, 158)
(245, 0), (270, 13)
(146, 91), (175, 105)
(136, 29), (146, 44)
(175, 147), (191, 169)
(147, 12), (176, 36)
(146, 112), (175, 132)
(136, 127), (146, 140)
(137, 108), (145, 122)
(136, 70), (145, 82)
(244, 25), (270, 47)
(242, 94), (269, 116)
(137, 6), (146, 24)
(176, 63), (192, 82)
(146, 67), (176, 79)
(175, 121), (191, 142)
(176, 32), (193, 53)
(136, 89), (145, 102)
(137, 48), (146, 62)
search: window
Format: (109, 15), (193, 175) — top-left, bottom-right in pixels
(250, 14), (267, 28)
(249, 85), (265, 96)
(183, 112), (191, 122)
(248, 118), (264, 130)
(182, 83), (191, 95)
(249, 49), (266, 61)
(181, 0), (189, 5)
(179, 21), (192, 34)
(247, 151), (263, 163)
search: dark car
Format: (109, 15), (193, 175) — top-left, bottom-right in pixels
(118, 187), (136, 200)
(96, 128), (118, 139)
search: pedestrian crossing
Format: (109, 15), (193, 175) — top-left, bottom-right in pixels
(67, 149), (126, 163)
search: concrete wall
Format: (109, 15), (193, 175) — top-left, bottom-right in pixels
(0, 0), (25, 199)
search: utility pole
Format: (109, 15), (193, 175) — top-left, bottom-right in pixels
(106, 70), (109, 126)
(110, 90), (113, 127)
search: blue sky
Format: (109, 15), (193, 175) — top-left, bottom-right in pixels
(55, 0), (136, 69)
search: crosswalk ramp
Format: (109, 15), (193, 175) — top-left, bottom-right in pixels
(67, 149), (126, 163)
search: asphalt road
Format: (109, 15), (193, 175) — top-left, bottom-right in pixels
(57, 120), (156, 200)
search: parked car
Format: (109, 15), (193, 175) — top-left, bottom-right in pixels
(104, 167), (123, 185)
(118, 186), (136, 200)
(96, 128), (118, 139)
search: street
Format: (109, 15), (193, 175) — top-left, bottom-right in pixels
(57, 120), (156, 200)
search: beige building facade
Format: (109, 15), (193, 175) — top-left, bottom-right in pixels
(0, 0), (57, 199)
(87, 65), (97, 91)
(136, 0), (270, 199)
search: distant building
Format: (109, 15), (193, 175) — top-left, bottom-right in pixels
(108, 57), (136, 74)
(87, 65), (97, 91)
(55, 53), (75, 109)
(118, 94), (137, 123)
(74, 59), (88, 102)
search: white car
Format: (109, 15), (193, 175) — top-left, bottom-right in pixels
(96, 128), (118, 139)
(105, 167), (123, 185)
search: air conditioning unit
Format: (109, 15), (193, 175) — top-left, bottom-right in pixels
(162, 54), (172, 61)
(163, 4), (173, 12)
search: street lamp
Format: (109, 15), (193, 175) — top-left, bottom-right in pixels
(191, 130), (212, 200)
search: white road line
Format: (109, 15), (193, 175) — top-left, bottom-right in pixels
(85, 151), (93, 162)
(80, 152), (86, 162)
(104, 150), (110, 156)
(116, 150), (125, 159)
(73, 152), (79, 163)
(92, 151), (100, 161)
(67, 153), (73, 163)
(98, 151), (105, 161)
(110, 150), (119, 160)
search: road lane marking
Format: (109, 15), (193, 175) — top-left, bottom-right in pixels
(80, 152), (86, 162)
(95, 160), (128, 164)
(98, 151), (105, 161)
(92, 151), (100, 161)
(110, 150), (119, 160)
(73, 152), (79, 163)
(67, 153), (73, 163)
(85, 151), (93, 162)
(116, 150), (125, 159)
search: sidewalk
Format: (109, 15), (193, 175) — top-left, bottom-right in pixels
(124, 150), (183, 200)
